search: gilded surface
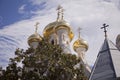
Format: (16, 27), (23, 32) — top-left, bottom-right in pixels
(73, 39), (88, 52)
(43, 20), (74, 41)
(28, 33), (42, 46)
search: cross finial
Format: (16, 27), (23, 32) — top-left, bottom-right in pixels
(56, 5), (64, 21)
(101, 23), (109, 38)
(78, 27), (82, 39)
(34, 22), (39, 34)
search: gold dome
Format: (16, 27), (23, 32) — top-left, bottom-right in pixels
(73, 38), (88, 52)
(28, 33), (42, 46)
(43, 20), (74, 41)
(28, 22), (42, 46)
(43, 5), (74, 41)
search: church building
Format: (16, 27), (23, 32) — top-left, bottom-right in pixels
(27, 5), (120, 80)
(89, 24), (120, 80)
(27, 5), (91, 78)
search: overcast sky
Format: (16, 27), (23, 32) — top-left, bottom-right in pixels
(0, 0), (120, 68)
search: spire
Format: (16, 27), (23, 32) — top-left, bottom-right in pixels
(89, 38), (120, 80)
(34, 22), (39, 34)
(101, 23), (109, 38)
(56, 5), (64, 21)
(78, 27), (82, 39)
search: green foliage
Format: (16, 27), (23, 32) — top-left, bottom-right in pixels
(0, 39), (88, 80)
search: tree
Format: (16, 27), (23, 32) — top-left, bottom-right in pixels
(2, 39), (88, 80)
(1, 58), (22, 80)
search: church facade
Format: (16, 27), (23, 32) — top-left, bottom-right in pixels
(27, 5), (120, 80)
(27, 5), (91, 78)
(89, 25), (120, 80)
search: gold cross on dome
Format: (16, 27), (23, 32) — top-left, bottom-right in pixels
(101, 23), (109, 38)
(78, 27), (82, 38)
(34, 22), (39, 34)
(56, 5), (64, 21)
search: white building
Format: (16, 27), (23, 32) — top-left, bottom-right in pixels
(27, 5), (91, 78)
(89, 25), (120, 80)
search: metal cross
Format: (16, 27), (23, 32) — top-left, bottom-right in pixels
(101, 23), (109, 38)
(78, 27), (82, 38)
(56, 5), (64, 21)
(34, 22), (39, 34)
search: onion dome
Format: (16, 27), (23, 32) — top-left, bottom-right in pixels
(28, 33), (42, 46)
(43, 5), (74, 41)
(73, 38), (88, 52)
(28, 22), (42, 47)
(73, 27), (88, 52)
(43, 20), (74, 41)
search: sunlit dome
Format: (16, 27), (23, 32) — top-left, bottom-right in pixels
(28, 33), (42, 46)
(73, 38), (88, 52)
(27, 22), (42, 47)
(73, 27), (88, 52)
(43, 20), (74, 41)
(43, 5), (74, 41)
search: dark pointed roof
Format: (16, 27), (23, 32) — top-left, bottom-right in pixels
(89, 38), (120, 80)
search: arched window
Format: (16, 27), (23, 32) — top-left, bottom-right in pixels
(66, 41), (69, 44)
(62, 34), (65, 41)
(51, 40), (54, 45)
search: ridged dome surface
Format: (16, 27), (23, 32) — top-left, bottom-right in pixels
(73, 38), (88, 52)
(28, 33), (42, 46)
(43, 20), (74, 41)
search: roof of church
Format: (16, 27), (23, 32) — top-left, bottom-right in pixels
(89, 38), (120, 80)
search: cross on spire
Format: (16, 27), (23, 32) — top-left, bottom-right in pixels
(101, 23), (109, 38)
(78, 27), (82, 39)
(34, 22), (39, 34)
(56, 5), (64, 21)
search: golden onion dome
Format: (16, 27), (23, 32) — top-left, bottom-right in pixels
(28, 22), (42, 46)
(43, 5), (74, 41)
(28, 33), (42, 46)
(73, 38), (88, 52)
(43, 20), (74, 41)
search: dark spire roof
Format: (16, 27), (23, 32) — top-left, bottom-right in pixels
(89, 38), (120, 80)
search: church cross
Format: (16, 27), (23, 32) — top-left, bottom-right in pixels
(101, 23), (109, 38)
(61, 7), (64, 20)
(56, 5), (64, 21)
(34, 22), (39, 34)
(78, 27), (82, 39)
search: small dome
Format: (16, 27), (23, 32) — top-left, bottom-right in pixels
(43, 20), (74, 41)
(28, 33), (42, 46)
(73, 38), (88, 52)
